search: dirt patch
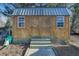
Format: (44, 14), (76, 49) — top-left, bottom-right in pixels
(54, 45), (79, 56)
(70, 35), (79, 42)
(0, 44), (28, 56)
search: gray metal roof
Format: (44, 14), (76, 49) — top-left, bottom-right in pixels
(12, 8), (71, 16)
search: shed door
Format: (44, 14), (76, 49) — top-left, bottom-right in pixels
(30, 16), (52, 37)
(39, 16), (51, 37)
(30, 16), (40, 36)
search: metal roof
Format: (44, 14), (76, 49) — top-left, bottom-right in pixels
(12, 8), (71, 16)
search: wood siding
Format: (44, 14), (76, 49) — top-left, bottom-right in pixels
(12, 16), (70, 39)
(53, 16), (70, 39)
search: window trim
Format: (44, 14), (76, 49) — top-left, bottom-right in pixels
(56, 16), (64, 28)
(17, 16), (25, 28)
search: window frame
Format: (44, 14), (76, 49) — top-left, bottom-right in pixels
(56, 16), (65, 28)
(17, 16), (25, 28)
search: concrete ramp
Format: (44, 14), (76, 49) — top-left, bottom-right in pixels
(25, 48), (55, 56)
(25, 38), (56, 56)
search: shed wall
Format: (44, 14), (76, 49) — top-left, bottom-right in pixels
(12, 16), (70, 40)
(53, 16), (70, 39)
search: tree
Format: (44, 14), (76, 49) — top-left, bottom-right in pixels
(47, 3), (67, 7)
(70, 3), (79, 34)
(15, 3), (68, 8)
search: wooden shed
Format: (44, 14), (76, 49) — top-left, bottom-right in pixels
(12, 7), (71, 40)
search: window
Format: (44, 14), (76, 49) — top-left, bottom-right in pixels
(56, 16), (64, 28)
(17, 16), (25, 28)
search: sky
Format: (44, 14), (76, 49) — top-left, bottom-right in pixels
(0, 3), (15, 12)
(0, 4), (6, 12)
(0, 4), (10, 23)
(0, 3), (15, 23)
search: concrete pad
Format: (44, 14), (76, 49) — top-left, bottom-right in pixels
(25, 48), (55, 56)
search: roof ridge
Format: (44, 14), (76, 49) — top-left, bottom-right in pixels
(16, 7), (68, 9)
